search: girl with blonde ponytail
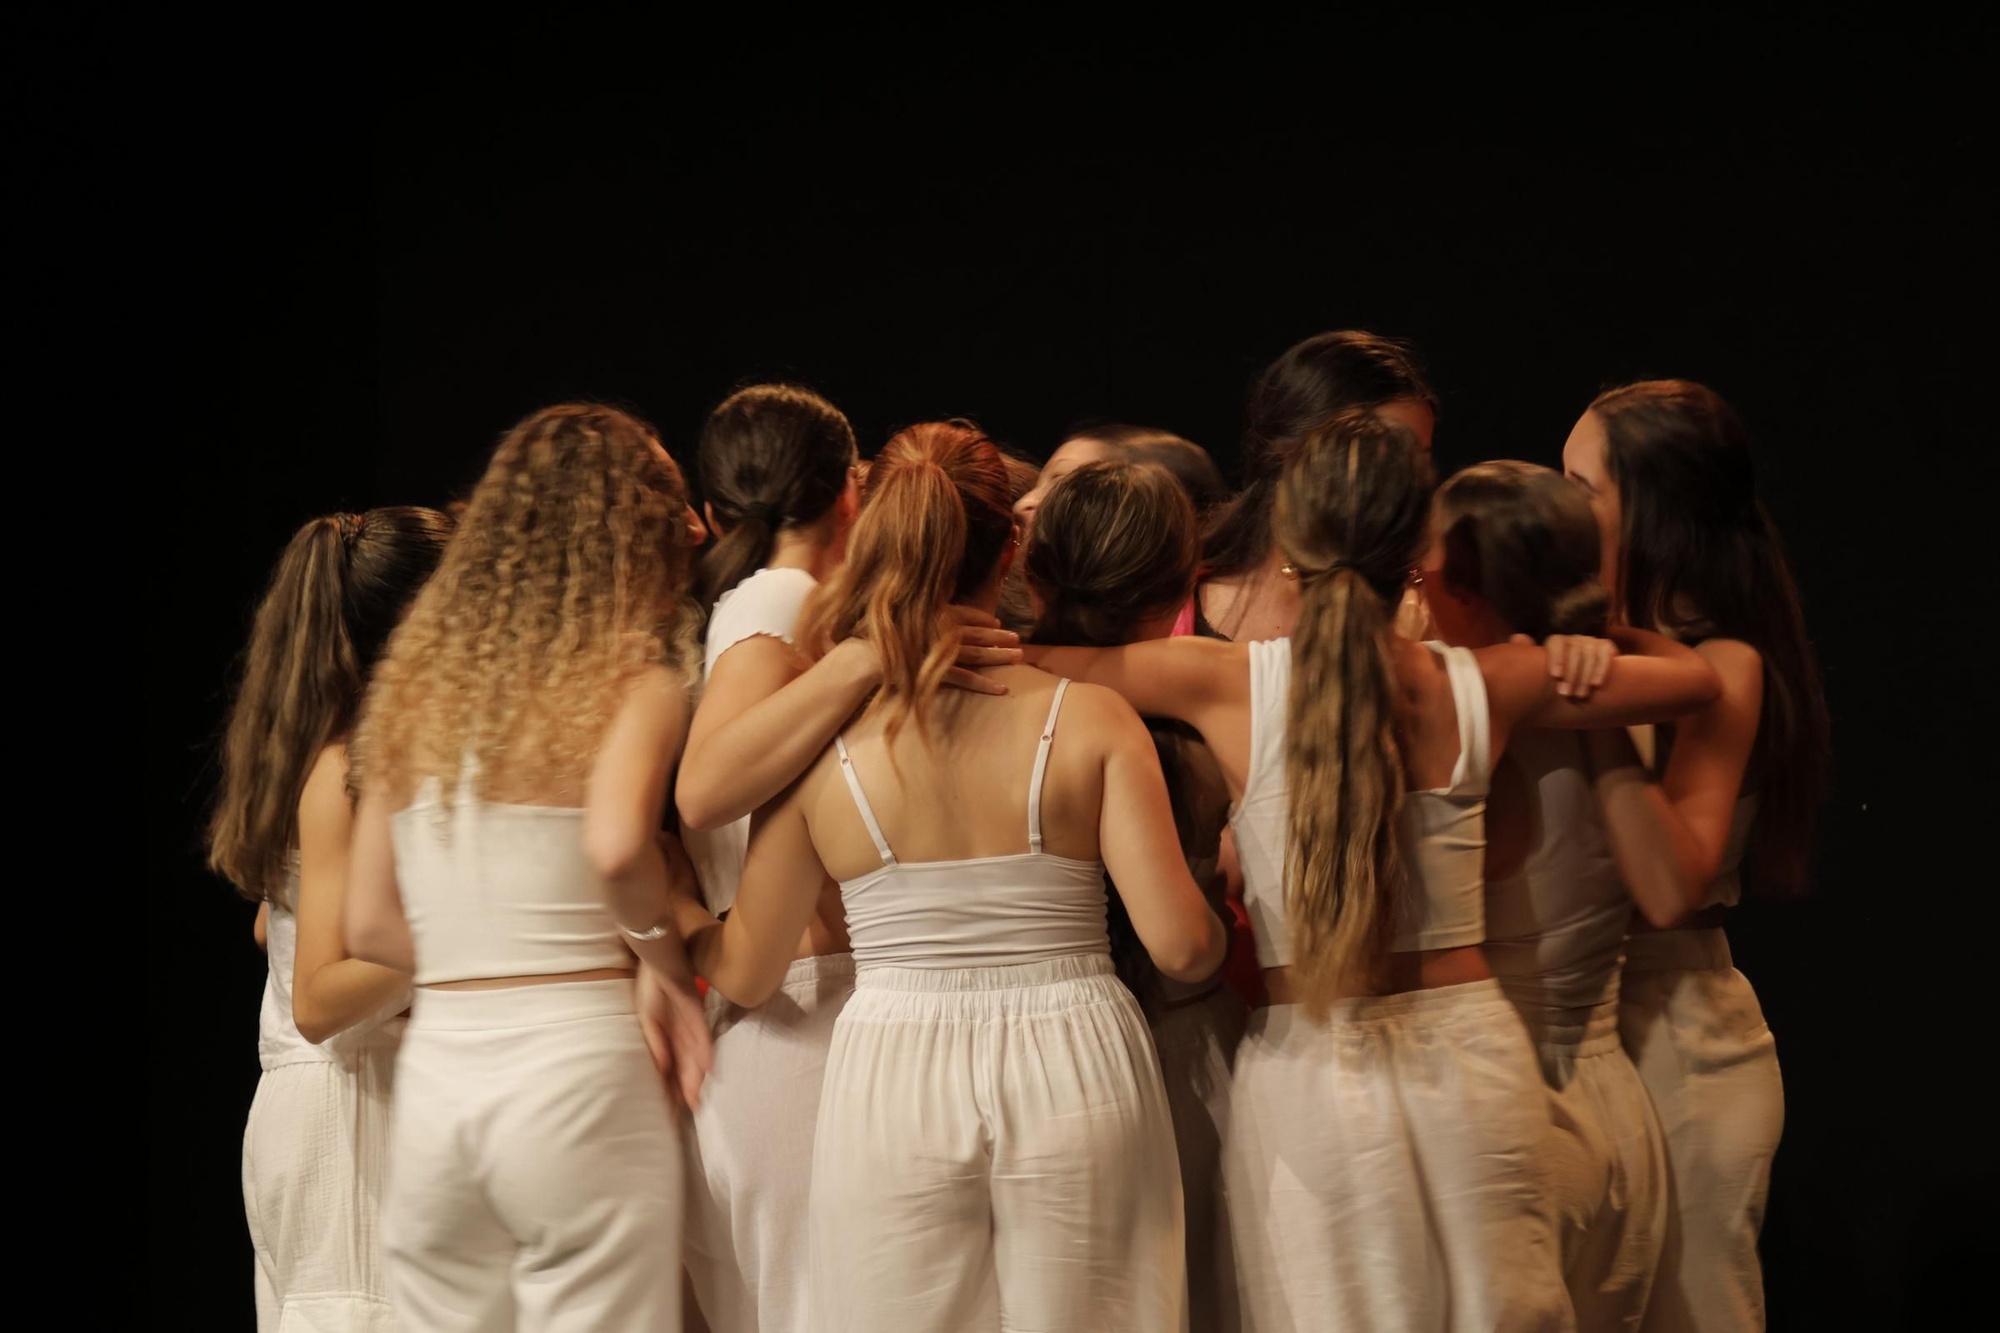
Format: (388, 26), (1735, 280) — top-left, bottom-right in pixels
(1029, 412), (1725, 1331)
(209, 505), (452, 1330)
(665, 419), (1225, 1332)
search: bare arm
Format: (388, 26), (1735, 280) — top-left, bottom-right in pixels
(253, 902), (269, 952)
(1587, 640), (1763, 926)
(679, 612), (1022, 832)
(346, 785), (416, 975)
(1479, 627), (1722, 751)
(1094, 691), (1227, 983)
(1026, 637), (1250, 745)
(293, 745), (411, 1043)
(683, 789), (831, 1008)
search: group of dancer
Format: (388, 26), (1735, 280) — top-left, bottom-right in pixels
(209, 329), (1827, 1332)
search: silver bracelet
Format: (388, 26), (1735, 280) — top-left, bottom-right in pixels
(620, 919), (671, 943)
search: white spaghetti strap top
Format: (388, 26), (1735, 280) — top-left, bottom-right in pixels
(832, 680), (1109, 970)
(1232, 638), (1491, 969)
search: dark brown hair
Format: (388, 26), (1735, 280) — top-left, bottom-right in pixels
(1434, 461), (1610, 639)
(797, 420), (1015, 748)
(208, 507), (454, 904)
(1062, 421), (1229, 516)
(696, 383), (856, 608)
(1591, 379), (1829, 894)
(1274, 412), (1436, 1013)
(1026, 460), (1198, 646)
(1205, 330), (1437, 579)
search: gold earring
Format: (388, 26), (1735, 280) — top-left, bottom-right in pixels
(1280, 563), (1299, 580)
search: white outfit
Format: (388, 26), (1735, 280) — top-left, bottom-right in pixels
(1485, 729), (1668, 1330)
(809, 681), (1186, 1332)
(1620, 798), (1781, 1333)
(383, 796), (682, 1332)
(1222, 638), (1571, 1333)
(243, 887), (406, 1332)
(680, 566), (854, 1333)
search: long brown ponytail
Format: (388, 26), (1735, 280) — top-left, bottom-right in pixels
(796, 420), (1013, 749)
(208, 507), (453, 905)
(1272, 414), (1435, 1014)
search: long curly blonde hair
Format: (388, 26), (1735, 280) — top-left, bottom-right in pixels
(352, 404), (700, 806)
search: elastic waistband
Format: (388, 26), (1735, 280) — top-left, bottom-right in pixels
(782, 952), (856, 989)
(1624, 927), (1733, 975)
(410, 978), (634, 1031)
(1276, 975), (1511, 1026)
(847, 955), (1126, 1019)
(856, 952), (1111, 991)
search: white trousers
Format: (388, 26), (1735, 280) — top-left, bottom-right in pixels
(1533, 1004), (1669, 1333)
(1223, 978), (1574, 1333)
(1148, 980), (1249, 1333)
(384, 980), (683, 1333)
(243, 1033), (401, 1333)
(684, 953), (854, 1333)
(809, 954), (1185, 1332)
(1620, 930), (1782, 1333)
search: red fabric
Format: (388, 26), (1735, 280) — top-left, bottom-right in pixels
(1220, 893), (1266, 1008)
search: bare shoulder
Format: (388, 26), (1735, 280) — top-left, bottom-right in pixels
(1055, 679), (1149, 743)
(1695, 638), (1764, 690)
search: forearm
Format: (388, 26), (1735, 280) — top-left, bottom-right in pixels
(295, 959), (410, 1044)
(1158, 906), (1229, 984)
(678, 640), (878, 831)
(347, 908), (416, 975)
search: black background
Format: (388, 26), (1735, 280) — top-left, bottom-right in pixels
(153, 20), (1990, 1328)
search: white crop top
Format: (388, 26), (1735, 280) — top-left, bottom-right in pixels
(832, 680), (1110, 970)
(1233, 638), (1492, 969)
(258, 872), (408, 1070)
(390, 784), (633, 986)
(1481, 729), (1628, 1044)
(685, 567), (819, 917)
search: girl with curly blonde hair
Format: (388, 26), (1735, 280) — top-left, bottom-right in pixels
(346, 402), (714, 1331)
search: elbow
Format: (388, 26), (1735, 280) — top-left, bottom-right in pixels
(675, 786), (726, 835)
(584, 817), (653, 885)
(708, 962), (779, 1010)
(1155, 912), (1227, 984)
(293, 1003), (338, 1047)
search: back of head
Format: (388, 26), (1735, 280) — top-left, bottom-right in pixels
(696, 383), (857, 607)
(1066, 422), (1230, 517)
(1025, 460), (1198, 647)
(1272, 411), (1435, 1014)
(1434, 461), (1610, 640)
(208, 506), (454, 903)
(1206, 330), (1438, 577)
(798, 419), (1014, 747)
(1591, 378), (1829, 893)
(354, 403), (699, 806)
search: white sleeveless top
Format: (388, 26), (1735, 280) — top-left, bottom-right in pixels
(832, 680), (1110, 970)
(1481, 729), (1627, 1048)
(390, 783), (633, 986)
(1232, 638), (1492, 969)
(258, 870), (408, 1070)
(685, 567), (819, 916)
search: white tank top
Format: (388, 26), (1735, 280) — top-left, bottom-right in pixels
(832, 680), (1110, 970)
(390, 784), (633, 986)
(685, 567), (819, 916)
(1233, 638), (1491, 969)
(257, 870), (408, 1070)
(1481, 729), (1627, 1051)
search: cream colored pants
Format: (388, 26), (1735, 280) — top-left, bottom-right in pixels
(1223, 978), (1573, 1333)
(384, 980), (683, 1333)
(1620, 930), (1782, 1333)
(809, 954), (1185, 1332)
(1147, 979), (1248, 1333)
(684, 953), (854, 1333)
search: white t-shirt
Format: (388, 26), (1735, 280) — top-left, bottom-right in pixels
(685, 567), (819, 915)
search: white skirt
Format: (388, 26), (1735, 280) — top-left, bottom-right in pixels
(1620, 929), (1782, 1333)
(384, 979), (683, 1333)
(1223, 977), (1573, 1333)
(684, 952), (854, 1333)
(242, 1034), (401, 1333)
(809, 954), (1185, 1333)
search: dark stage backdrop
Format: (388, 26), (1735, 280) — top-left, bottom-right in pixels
(155, 27), (1988, 1330)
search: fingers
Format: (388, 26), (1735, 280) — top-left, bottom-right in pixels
(956, 626), (1021, 650)
(942, 667), (1009, 696)
(945, 605), (1003, 630)
(953, 644), (1024, 668)
(1590, 640), (1613, 692)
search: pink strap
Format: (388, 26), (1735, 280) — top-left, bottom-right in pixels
(1170, 594), (1197, 638)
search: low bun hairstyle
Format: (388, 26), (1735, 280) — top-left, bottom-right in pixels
(696, 383), (857, 608)
(1025, 460), (1198, 646)
(1433, 461), (1610, 640)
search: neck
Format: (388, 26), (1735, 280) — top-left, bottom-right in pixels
(766, 515), (840, 582)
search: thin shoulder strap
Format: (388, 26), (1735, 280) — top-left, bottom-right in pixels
(1026, 679), (1072, 854)
(1435, 643), (1494, 789)
(833, 735), (896, 867)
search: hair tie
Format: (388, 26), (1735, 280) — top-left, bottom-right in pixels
(740, 499), (785, 528)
